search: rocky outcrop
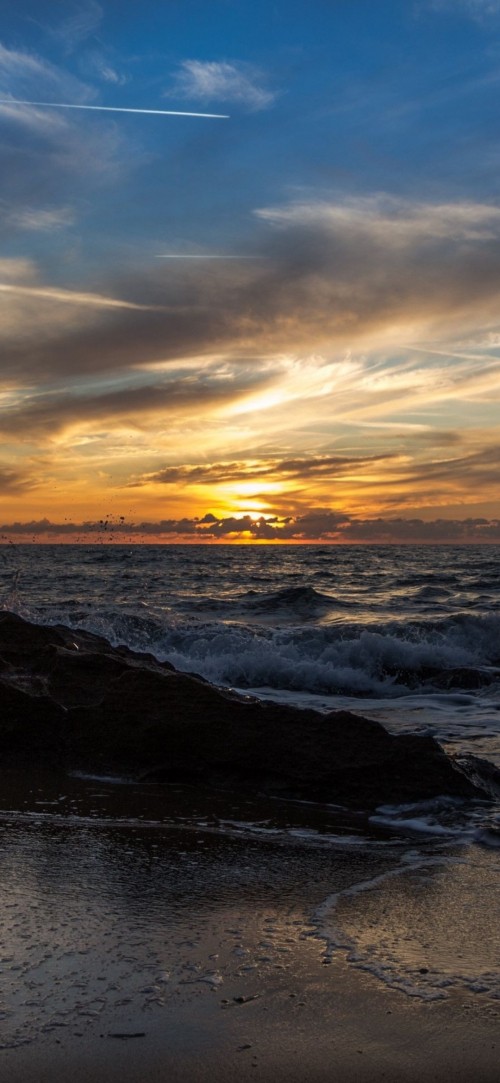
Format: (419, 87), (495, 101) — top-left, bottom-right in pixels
(0, 610), (498, 808)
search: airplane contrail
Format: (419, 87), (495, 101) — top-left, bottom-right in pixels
(156, 254), (261, 259)
(0, 98), (229, 119)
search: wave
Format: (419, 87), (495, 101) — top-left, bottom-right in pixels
(160, 625), (500, 697)
(245, 584), (340, 609)
(27, 605), (500, 698)
(176, 584), (353, 622)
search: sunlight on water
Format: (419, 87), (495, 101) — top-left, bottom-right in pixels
(315, 846), (500, 1000)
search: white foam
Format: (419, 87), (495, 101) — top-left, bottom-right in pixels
(312, 847), (500, 1000)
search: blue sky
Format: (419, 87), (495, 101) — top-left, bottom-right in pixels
(1, 0), (500, 541)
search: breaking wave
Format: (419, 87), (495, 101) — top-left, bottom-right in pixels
(31, 606), (500, 698)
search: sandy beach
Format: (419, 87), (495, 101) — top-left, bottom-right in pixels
(2, 890), (500, 1083)
(1, 772), (499, 1083)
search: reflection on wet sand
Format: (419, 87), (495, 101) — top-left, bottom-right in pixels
(1, 770), (500, 1055)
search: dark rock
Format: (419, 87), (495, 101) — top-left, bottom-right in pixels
(0, 678), (66, 760)
(0, 610), (498, 809)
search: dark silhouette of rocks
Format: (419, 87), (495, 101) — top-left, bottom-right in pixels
(0, 610), (498, 808)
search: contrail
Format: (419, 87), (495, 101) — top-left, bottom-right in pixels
(156, 254), (261, 259)
(0, 98), (229, 119)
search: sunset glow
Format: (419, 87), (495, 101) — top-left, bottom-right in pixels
(1, 1), (500, 543)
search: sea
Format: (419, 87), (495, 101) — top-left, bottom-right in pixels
(1, 542), (500, 1048)
(3, 541), (500, 764)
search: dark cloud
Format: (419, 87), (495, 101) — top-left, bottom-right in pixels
(0, 368), (271, 440)
(0, 465), (36, 493)
(3, 510), (499, 543)
(373, 443), (500, 499)
(410, 430), (463, 446)
(133, 451), (397, 488)
(128, 445), (500, 513)
(4, 196), (500, 384)
(342, 516), (500, 543)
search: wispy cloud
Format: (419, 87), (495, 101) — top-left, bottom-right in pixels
(0, 42), (129, 228)
(2, 194), (500, 518)
(0, 282), (162, 310)
(427, 0), (500, 19)
(132, 452), (397, 488)
(2, 193), (500, 393)
(167, 59), (276, 111)
(80, 50), (127, 86)
(156, 254), (261, 259)
(123, 438), (500, 518)
(0, 466), (37, 495)
(0, 368), (274, 442)
(256, 195), (500, 242)
(3, 205), (75, 232)
(46, 1), (104, 54)
(0, 258), (37, 281)
(3, 194), (500, 385)
(0, 41), (93, 104)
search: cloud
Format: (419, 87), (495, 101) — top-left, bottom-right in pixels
(0, 42), (129, 242)
(342, 516), (500, 543)
(0, 368), (275, 442)
(2, 511), (499, 544)
(382, 444), (500, 506)
(427, 0), (500, 19)
(46, 1), (104, 54)
(4, 192), (500, 389)
(167, 60), (276, 110)
(132, 452), (398, 488)
(0, 466), (37, 494)
(0, 258), (36, 282)
(2, 205), (75, 232)
(123, 441), (500, 520)
(79, 50), (127, 86)
(0, 281), (162, 311)
(256, 195), (500, 242)
(1, 191), (500, 526)
(0, 41), (92, 105)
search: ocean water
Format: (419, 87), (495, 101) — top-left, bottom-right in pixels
(2, 542), (500, 1037)
(3, 542), (500, 764)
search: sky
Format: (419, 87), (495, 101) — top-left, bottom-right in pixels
(1, 0), (500, 543)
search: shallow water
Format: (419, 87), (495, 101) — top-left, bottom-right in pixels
(1, 770), (500, 1051)
(0, 772), (388, 1049)
(314, 845), (500, 1000)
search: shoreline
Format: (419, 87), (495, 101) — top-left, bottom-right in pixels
(1, 783), (500, 1082)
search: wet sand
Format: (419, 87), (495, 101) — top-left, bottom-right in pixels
(0, 773), (499, 1082)
(3, 941), (500, 1083)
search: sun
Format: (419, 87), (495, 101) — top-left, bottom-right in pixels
(215, 479), (283, 515)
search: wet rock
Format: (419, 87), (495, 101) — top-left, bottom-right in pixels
(0, 610), (498, 809)
(0, 678), (65, 759)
